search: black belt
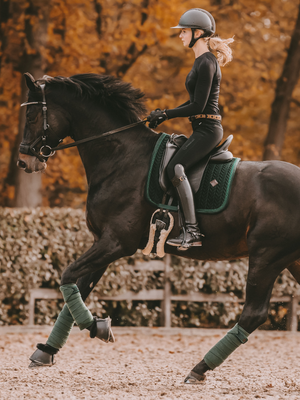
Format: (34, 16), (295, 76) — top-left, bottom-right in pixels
(189, 114), (222, 122)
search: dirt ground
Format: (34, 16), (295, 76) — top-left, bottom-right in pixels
(0, 326), (300, 400)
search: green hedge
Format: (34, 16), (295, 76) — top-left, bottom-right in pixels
(0, 207), (299, 329)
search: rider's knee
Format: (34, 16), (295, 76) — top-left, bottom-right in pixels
(167, 163), (186, 186)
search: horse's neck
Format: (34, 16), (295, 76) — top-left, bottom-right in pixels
(69, 113), (159, 184)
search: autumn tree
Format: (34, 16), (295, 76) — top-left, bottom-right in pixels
(263, 1), (300, 160)
(1, 0), (50, 206)
(0, 0), (180, 206)
(1, 0), (300, 208)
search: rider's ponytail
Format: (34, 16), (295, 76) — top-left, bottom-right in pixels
(205, 36), (234, 67)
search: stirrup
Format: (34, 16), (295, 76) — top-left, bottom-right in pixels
(178, 242), (203, 251)
(167, 230), (204, 249)
(166, 230), (185, 247)
(179, 237), (203, 250)
(178, 226), (204, 250)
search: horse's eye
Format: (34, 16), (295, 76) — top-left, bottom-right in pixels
(27, 114), (38, 124)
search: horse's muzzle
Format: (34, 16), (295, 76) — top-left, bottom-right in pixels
(17, 153), (47, 173)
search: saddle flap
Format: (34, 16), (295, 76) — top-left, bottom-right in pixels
(183, 135), (234, 193)
(159, 133), (234, 195)
(187, 156), (210, 193)
(145, 132), (240, 214)
(187, 150), (233, 193)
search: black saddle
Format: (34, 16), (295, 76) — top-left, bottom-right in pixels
(159, 134), (233, 195)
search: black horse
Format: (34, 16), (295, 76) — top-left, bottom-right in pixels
(18, 72), (300, 380)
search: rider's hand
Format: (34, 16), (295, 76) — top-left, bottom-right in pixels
(147, 109), (168, 129)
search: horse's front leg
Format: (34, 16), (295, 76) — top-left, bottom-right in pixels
(185, 252), (285, 384)
(29, 237), (126, 367)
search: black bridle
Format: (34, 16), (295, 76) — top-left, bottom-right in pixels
(20, 83), (55, 162)
(20, 82), (148, 162)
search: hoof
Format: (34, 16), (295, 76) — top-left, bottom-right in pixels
(29, 349), (55, 368)
(184, 370), (206, 384)
(28, 360), (54, 368)
(90, 317), (115, 343)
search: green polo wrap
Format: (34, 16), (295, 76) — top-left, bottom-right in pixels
(46, 304), (74, 349)
(204, 323), (250, 370)
(60, 283), (94, 330)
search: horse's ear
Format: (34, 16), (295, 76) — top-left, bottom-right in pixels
(24, 72), (38, 92)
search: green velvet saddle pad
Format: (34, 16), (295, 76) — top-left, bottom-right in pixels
(145, 133), (240, 214)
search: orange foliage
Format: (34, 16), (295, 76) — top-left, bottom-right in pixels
(1, 0), (300, 207)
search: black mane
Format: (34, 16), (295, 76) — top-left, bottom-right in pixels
(40, 73), (147, 123)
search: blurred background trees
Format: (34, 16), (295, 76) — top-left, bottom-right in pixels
(263, 2), (300, 160)
(1, 0), (300, 208)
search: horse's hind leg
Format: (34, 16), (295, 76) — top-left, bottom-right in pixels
(185, 249), (295, 384)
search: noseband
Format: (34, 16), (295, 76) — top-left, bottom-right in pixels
(20, 82), (147, 163)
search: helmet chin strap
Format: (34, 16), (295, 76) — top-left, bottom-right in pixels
(189, 29), (211, 48)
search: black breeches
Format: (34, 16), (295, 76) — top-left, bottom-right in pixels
(167, 122), (224, 181)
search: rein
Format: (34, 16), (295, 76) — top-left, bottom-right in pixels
(20, 82), (148, 162)
(51, 119), (148, 152)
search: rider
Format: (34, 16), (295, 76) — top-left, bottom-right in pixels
(148, 8), (234, 249)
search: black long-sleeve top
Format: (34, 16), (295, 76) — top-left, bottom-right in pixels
(165, 52), (221, 119)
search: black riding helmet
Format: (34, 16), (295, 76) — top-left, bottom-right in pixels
(172, 8), (216, 48)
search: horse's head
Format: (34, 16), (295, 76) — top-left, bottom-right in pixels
(18, 72), (149, 173)
(17, 73), (70, 173)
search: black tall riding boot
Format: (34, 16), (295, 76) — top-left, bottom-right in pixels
(166, 164), (204, 249)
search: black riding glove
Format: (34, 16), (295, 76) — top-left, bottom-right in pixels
(147, 108), (168, 129)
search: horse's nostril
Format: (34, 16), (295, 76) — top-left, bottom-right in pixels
(17, 160), (27, 170)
